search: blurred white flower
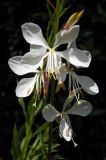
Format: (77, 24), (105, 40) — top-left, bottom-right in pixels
(42, 96), (92, 143)
(68, 70), (99, 96)
(8, 23), (91, 77)
(56, 64), (99, 98)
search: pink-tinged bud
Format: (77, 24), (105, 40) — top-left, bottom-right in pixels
(43, 72), (49, 97)
(62, 10), (84, 30)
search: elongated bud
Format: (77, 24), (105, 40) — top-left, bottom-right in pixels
(63, 10), (84, 30)
(43, 72), (49, 97)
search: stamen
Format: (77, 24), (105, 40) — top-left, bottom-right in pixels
(69, 72), (83, 103)
(71, 73), (80, 102)
(73, 88), (80, 103)
(72, 138), (78, 147)
(54, 53), (57, 69)
(49, 54), (51, 70)
(74, 74), (84, 99)
(74, 79), (80, 101)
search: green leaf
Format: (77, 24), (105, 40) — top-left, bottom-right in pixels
(11, 125), (22, 160)
(31, 122), (49, 139)
(53, 154), (64, 160)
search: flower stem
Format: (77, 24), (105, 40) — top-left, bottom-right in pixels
(47, 123), (52, 160)
(47, 76), (55, 160)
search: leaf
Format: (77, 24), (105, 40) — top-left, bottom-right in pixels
(18, 97), (27, 119)
(26, 136), (40, 159)
(53, 154), (64, 160)
(31, 122), (49, 139)
(26, 95), (36, 125)
(51, 143), (60, 153)
(11, 125), (22, 160)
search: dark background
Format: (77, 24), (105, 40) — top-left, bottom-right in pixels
(0, 0), (106, 159)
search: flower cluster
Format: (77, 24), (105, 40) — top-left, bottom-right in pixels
(8, 22), (99, 143)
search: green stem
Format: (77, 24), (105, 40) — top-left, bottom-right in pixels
(47, 77), (55, 160)
(23, 126), (32, 160)
(46, 1), (65, 159)
(47, 123), (52, 160)
(23, 98), (45, 159)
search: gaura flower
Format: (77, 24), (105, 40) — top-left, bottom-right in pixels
(68, 70), (99, 96)
(42, 96), (92, 142)
(8, 23), (91, 77)
(56, 64), (99, 98)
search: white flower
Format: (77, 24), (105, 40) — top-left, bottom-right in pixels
(57, 64), (99, 97)
(8, 23), (91, 77)
(68, 71), (99, 95)
(42, 96), (92, 142)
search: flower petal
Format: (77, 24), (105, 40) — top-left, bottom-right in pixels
(54, 25), (79, 48)
(56, 48), (91, 68)
(63, 95), (75, 112)
(16, 77), (36, 97)
(66, 100), (92, 116)
(42, 104), (60, 122)
(30, 45), (46, 52)
(8, 56), (37, 75)
(77, 75), (99, 95)
(59, 116), (72, 141)
(21, 23), (49, 48)
(56, 64), (67, 82)
(21, 51), (47, 69)
(67, 40), (77, 48)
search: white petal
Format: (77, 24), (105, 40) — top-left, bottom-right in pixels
(30, 45), (46, 52)
(30, 44), (46, 69)
(63, 95), (75, 112)
(56, 48), (91, 68)
(77, 75), (99, 95)
(56, 64), (67, 82)
(54, 25), (79, 48)
(59, 116), (72, 141)
(21, 23), (49, 48)
(8, 56), (37, 75)
(42, 104), (60, 122)
(67, 40), (77, 48)
(16, 77), (36, 97)
(21, 51), (47, 69)
(66, 100), (92, 116)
